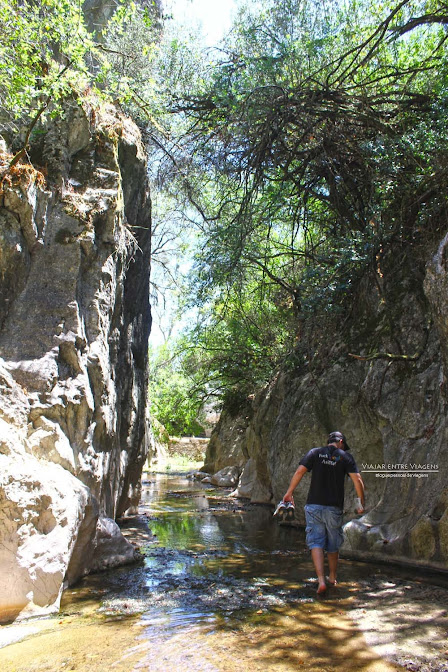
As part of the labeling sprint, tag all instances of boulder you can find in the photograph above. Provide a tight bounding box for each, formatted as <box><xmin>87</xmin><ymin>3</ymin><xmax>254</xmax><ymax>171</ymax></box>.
<box><xmin>90</xmin><ymin>517</ymin><xmax>138</xmax><ymax>572</ymax></box>
<box><xmin>0</xmin><ymin>449</ymin><xmax>95</xmax><ymax>622</ymax></box>
<box><xmin>210</xmin><ymin>465</ymin><xmax>241</xmax><ymax>487</ymax></box>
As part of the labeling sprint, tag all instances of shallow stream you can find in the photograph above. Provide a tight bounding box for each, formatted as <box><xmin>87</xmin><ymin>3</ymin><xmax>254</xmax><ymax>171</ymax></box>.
<box><xmin>1</xmin><ymin>472</ymin><xmax>448</xmax><ymax>671</ymax></box>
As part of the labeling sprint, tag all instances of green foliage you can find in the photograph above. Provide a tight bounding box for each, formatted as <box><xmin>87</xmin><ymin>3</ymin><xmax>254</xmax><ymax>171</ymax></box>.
<box><xmin>181</xmin><ymin>282</ymin><xmax>296</xmax><ymax>404</ymax></box>
<box><xmin>161</xmin><ymin>0</ymin><xmax>448</xmax><ymax>403</ymax></box>
<box><xmin>0</xmin><ymin>0</ymin><xmax>93</xmax><ymax>122</ymax></box>
<box><xmin>149</xmin><ymin>342</ymin><xmax>206</xmax><ymax>437</ymax></box>
<box><xmin>155</xmin><ymin>452</ymin><xmax>204</xmax><ymax>473</ymax></box>
<box><xmin>4</xmin><ymin>0</ymin><xmax>448</xmax><ymax>413</ymax></box>
<box><xmin>0</xmin><ymin>0</ymin><xmax>165</xmax><ymax>157</ymax></box>
<box><xmin>96</xmin><ymin>1</ymin><xmax>162</xmax><ymax>120</ymax></box>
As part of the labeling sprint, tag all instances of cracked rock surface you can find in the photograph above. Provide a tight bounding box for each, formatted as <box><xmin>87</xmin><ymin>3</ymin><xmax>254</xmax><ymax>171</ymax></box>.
<box><xmin>0</xmin><ymin>99</ymin><xmax>151</xmax><ymax>622</ymax></box>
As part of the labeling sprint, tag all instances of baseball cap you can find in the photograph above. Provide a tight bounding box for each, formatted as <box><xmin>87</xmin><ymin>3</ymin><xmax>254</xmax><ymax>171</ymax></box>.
<box><xmin>328</xmin><ymin>431</ymin><xmax>350</xmax><ymax>450</ymax></box>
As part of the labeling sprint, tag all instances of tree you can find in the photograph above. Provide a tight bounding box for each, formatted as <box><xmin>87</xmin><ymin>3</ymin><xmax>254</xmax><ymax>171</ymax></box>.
<box><xmin>149</xmin><ymin>341</ymin><xmax>206</xmax><ymax>437</ymax></box>
<box><xmin>0</xmin><ymin>0</ymin><xmax>95</xmax><ymax>165</ymax></box>
<box><xmin>0</xmin><ymin>0</ymin><xmax>163</xmax><ymax>168</ymax></box>
<box><xmin>161</xmin><ymin>0</ymin><xmax>448</xmax><ymax>404</ymax></box>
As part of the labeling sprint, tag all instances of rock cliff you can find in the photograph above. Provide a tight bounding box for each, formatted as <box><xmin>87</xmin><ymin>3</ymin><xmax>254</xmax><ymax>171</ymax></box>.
<box><xmin>205</xmin><ymin>240</ymin><xmax>448</xmax><ymax>571</ymax></box>
<box><xmin>0</xmin><ymin>98</ymin><xmax>152</xmax><ymax>622</ymax></box>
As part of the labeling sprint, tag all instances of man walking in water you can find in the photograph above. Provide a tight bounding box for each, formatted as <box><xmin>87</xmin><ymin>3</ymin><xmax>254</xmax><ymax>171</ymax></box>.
<box><xmin>283</xmin><ymin>431</ymin><xmax>365</xmax><ymax>594</ymax></box>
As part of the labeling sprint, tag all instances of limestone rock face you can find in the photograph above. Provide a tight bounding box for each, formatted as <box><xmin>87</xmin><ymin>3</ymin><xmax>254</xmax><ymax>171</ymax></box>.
<box><xmin>208</xmin><ymin>242</ymin><xmax>448</xmax><ymax>570</ymax></box>
<box><xmin>0</xmin><ymin>99</ymin><xmax>151</xmax><ymax>622</ymax></box>
<box><xmin>203</xmin><ymin>406</ymin><xmax>251</xmax><ymax>473</ymax></box>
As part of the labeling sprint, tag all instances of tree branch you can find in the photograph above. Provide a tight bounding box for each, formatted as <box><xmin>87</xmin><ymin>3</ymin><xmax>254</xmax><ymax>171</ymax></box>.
<box><xmin>348</xmin><ymin>351</ymin><xmax>420</xmax><ymax>361</ymax></box>
<box><xmin>6</xmin><ymin>60</ymin><xmax>73</xmax><ymax>172</ymax></box>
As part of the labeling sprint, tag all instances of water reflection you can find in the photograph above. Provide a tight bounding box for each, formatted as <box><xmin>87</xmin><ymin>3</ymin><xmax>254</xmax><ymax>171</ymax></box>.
<box><xmin>142</xmin><ymin>473</ymin><xmax>306</xmax><ymax>553</ymax></box>
<box><xmin>138</xmin><ymin>474</ymin><xmax>311</xmax><ymax>597</ymax></box>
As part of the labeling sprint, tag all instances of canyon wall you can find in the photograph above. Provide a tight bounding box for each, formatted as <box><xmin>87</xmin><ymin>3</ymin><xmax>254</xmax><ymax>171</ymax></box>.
<box><xmin>0</xmin><ymin>99</ymin><xmax>152</xmax><ymax>622</ymax></box>
<box><xmin>206</xmin><ymin>240</ymin><xmax>448</xmax><ymax>571</ymax></box>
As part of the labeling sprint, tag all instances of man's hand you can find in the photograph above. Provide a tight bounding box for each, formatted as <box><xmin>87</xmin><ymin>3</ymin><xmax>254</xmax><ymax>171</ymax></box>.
<box><xmin>283</xmin><ymin>493</ymin><xmax>295</xmax><ymax>505</ymax></box>
<box><xmin>349</xmin><ymin>473</ymin><xmax>365</xmax><ymax>514</ymax></box>
<box><xmin>355</xmin><ymin>496</ymin><xmax>365</xmax><ymax>514</ymax></box>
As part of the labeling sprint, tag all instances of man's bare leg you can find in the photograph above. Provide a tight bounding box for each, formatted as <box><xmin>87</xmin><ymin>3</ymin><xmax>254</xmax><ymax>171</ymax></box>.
<box><xmin>311</xmin><ymin>548</ymin><xmax>326</xmax><ymax>593</ymax></box>
<box><xmin>327</xmin><ymin>551</ymin><xmax>339</xmax><ymax>585</ymax></box>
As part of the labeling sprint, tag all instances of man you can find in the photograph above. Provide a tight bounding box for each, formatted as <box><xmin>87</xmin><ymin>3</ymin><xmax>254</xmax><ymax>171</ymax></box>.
<box><xmin>283</xmin><ymin>431</ymin><xmax>365</xmax><ymax>594</ymax></box>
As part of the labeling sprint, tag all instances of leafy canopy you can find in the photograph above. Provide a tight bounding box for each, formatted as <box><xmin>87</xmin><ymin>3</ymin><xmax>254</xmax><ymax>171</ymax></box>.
<box><xmin>159</xmin><ymin>0</ymin><xmax>448</xmax><ymax>406</ymax></box>
<box><xmin>0</xmin><ymin>0</ymin><xmax>93</xmax><ymax>122</ymax></box>
<box><xmin>4</xmin><ymin>0</ymin><xmax>448</xmax><ymax>413</ymax></box>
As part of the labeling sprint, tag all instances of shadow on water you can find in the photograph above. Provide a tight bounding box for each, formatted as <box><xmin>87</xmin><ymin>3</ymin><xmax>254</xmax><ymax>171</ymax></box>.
<box><xmin>1</xmin><ymin>472</ymin><xmax>448</xmax><ymax>671</ymax></box>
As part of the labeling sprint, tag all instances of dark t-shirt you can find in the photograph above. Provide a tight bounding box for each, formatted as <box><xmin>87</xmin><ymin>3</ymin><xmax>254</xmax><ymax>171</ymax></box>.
<box><xmin>299</xmin><ymin>445</ymin><xmax>359</xmax><ymax>509</ymax></box>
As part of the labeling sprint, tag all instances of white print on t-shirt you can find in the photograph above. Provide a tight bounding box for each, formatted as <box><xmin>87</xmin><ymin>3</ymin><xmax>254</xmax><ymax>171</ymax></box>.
<box><xmin>319</xmin><ymin>454</ymin><xmax>338</xmax><ymax>466</ymax></box>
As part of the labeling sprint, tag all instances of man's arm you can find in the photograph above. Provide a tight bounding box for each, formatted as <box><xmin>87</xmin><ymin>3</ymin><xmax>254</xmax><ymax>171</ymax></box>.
<box><xmin>349</xmin><ymin>472</ymin><xmax>365</xmax><ymax>513</ymax></box>
<box><xmin>283</xmin><ymin>465</ymin><xmax>308</xmax><ymax>504</ymax></box>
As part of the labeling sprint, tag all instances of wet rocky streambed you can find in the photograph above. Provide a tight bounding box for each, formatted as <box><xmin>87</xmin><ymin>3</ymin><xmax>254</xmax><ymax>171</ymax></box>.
<box><xmin>1</xmin><ymin>472</ymin><xmax>448</xmax><ymax>671</ymax></box>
